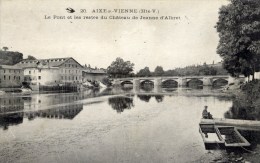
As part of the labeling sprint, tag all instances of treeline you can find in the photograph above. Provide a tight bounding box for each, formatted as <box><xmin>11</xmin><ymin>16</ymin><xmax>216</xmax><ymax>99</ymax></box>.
<box><xmin>107</xmin><ymin>57</ymin><xmax>228</xmax><ymax>78</ymax></box>
<box><xmin>0</xmin><ymin>47</ymin><xmax>36</xmax><ymax>65</ymax></box>
<box><xmin>136</xmin><ymin>63</ymin><xmax>228</xmax><ymax>77</ymax></box>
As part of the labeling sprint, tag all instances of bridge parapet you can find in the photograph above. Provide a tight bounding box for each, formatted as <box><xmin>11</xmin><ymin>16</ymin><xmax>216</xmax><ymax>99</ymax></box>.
<box><xmin>112</xmin><ymin>75</ymin><xmax>245</xmax><ymax>87</ymax></box>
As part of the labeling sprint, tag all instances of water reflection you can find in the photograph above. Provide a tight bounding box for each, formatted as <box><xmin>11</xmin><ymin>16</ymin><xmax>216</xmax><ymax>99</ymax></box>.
<box><xmin>155</xmin><ymin>95</ymin><xmax>164</xmax><ymax>103</ymax></box>
<box><xmin>137</xmin><ymin>95</ymin><xmax>152</xmax><ymax>102</ymax></box>
<box><xmin>0</xmin><ymin>113</ymin><xmax>23</xmax><ymax>130</ymax></box>
<box><xmin>108</xmin><ymin>96</ymin><xmax>134</xmax><ymax>113</ymax></box>
<box><xmin>224</xmin><ymin>99</ymin><xmax>259</xmax><ymax>120</ymax></box>
<box><xmin>25</xmin><ymin>104</ymin><xmax>83</xmax><ymax>120</ymax></box>
<box><xmin>0</xmin><ymin>87</ymin><xmax>240</xmax><ymax>163</ymax></box>
<box><xmin>137</xmin><ymin>95</ymin><xmax>164</xmax><ymax>103</ymax></box>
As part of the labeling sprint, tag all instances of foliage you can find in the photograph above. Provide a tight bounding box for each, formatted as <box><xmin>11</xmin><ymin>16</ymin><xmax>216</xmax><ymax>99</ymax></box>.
<box><xmin>0</xmin><ymin>50</ymin><xmax>23</xmax><ymax>65</ymax></box>
<box><xmin>226</xmin><ymin>80</ymin><xmax>260</xmax><ymax>120</ymax></box>
<box><xmin>107</xmin><ymin>57</ymin><xmax>134</xmax><ymax>78</ymax></box>
<box><xmin>101</xmin><ymin>77</ymin><xmax>112</xmax><ymax>87</ymax></box>
<box><xmin>174</xmin><ymin>63</ymin><xmax>226</xmax><ymax>76</ymax></box>
<box><xmin>164</xmin><ymin>69</ymin><xmax>179</xmax><ymax>76</ymax></box>
<box><xmin>26</xmin><ymin>55</ymin><xmax>37</xmax><ymax>60</ymax></box>
<box><xmin>216</xmin><ymin>0</ymin><xmax>260</xmax><ymax>78</ymax></box>
<box><xmin>136</xmin><ymin>67</ymin><xmax>152</xmax><ymax>77</ymax></box>
<box><xmin>2</xmin><ymin>47</ymin><xmax>8</xmax><ymax>51</ymax></box>
<box><xmin>153</xmin><ymin>66</ymin><xmax>164</xmax><ymax>76</ymax></box>
<box><xmin>198</xmin><ymin>63</ymin><xmax>217</xmax><ymax>75</ymax></box>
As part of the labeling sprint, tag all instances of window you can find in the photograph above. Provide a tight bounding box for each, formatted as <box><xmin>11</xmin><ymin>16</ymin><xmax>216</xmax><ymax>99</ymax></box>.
<box><xmin>4</xmin><ymin>70</ymin><xmax>5</xmax><ymax>73</ymax></box>
<box><xmin>14</xmin><ymin>76</ymin><xmax>16</xmax><ymax>80</ymax></box>
<box><xmin>9</xmin><ymin>70</ymin><xmax>11</xmax><ymax>73</ymax></box>
<box><xmin>39</xmin><ymin>69</ymin><xmax>41</xmax><ymax>73</ymax></box>
<box><xmin>9</xmin><ymin>76</ymin><xmax>10</xmax><ymax>80</ymax></box>
<box><xmin>29</xmin><ymin>71</ymin><xmax>31</xmax><ymax>74</ymax></box>
<box><xmin>18</xmin><ymin>76</ymin><xmax>20</xmax><ymax>80</ymax></box>
<box><xmin>38</xmin><ymin>76</ymin><xmax>41</xmax><ymax>80</ymax></box>
<box><xmin>4</xmin><ymin>75</ymin><xmax>6</xmax><ymax>80</ymax></box>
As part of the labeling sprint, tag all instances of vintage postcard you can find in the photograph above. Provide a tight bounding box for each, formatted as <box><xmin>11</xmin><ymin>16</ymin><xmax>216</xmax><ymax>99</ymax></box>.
<box><xmin>0</xmin><ymin>0</ymin><xmax>260</xmax><ymax>162</ymax></box>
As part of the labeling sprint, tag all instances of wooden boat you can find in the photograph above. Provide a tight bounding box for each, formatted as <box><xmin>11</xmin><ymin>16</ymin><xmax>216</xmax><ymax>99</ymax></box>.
<box><xmin>199</xmin><ymin>123</ymin><xmax>251</xmax><ymax>149</ymax></box>
<box><xmin>215</xmin><ymin>126</ymin><xmax>250</xmax><ymax>147</ymax></box>
<box><xmin>199</xmin><ymin>124</ymin><xmax>225</xmax><ymax>150</ymax></box>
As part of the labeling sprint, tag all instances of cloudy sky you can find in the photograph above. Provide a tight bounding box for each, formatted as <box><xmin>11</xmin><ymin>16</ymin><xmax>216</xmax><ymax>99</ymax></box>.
<box><xmin>0</xmin><ymin>0</ymin><xmax>229</xmax><ymax>72</ymax></box>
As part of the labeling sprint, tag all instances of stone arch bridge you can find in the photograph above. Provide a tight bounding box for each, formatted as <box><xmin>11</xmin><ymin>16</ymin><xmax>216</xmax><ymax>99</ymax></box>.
<box><xmin>113</xmin><ymin>75</ymin><xmax>245</xmax><ymax>87</ymax></box>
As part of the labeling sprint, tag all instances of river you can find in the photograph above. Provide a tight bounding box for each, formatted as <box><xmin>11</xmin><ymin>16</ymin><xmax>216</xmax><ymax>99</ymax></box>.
<box><xmin>0</xmin><ymin>86</ymin><xmax>259</xmax><ymax>163</ymax></box>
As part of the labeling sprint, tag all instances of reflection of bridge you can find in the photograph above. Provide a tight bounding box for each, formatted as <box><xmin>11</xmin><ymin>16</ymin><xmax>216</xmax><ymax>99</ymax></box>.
<box><xmin>114</xmin><ymin>75</ymin><xmax>245</xmax><ymax>87</ymax></box>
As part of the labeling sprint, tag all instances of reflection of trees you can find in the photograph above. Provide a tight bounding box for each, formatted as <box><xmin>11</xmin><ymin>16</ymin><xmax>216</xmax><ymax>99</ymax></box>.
<box><xmin>137</xmin><ymin>95</ymin><xmax>151</xmax><ymax>102</ymax></box>
<box><xmin>0</xmin><ymin>113</ymin><xmax>23</xmax><ymax>130</ymax></box>
<box><xmin>155</xmin><ymin>95</ymin><xmax>164</xmax><ymax>103</ymax></box>
<box><xmin>224</xmin><ymin>98</ymin><xmax>259</xmax><ymax>120</ymax></box>
<box><xmin>25</xmin><ymin>104</ymin><xmax>83</xmax><ymax>120</ymax></box>
<box><xmin>108</xmin><ymin>97</ymin><xmax>134</xmax><ymax>113</ymax></box>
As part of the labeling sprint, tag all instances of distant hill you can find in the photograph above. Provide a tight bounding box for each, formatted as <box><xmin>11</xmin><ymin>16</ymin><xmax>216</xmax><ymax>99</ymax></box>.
<box><xmin>0</xmin><ymin>50</ymin><xmax>23</xmax><ymax>65</ymax></box>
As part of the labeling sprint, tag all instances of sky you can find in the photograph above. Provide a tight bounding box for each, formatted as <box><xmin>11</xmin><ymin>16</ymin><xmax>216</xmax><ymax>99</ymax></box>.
<box><xmin>0</xmin><ymin>0</ymin><xmax>229</xmax><ymax>72</ymax></box>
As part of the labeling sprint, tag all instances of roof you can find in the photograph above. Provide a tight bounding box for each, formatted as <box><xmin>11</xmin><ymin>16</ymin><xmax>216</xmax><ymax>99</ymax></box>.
<box><xmin>15</xmin><ymin>57</ymin><xmax>84</xmax><ymax>69</ymax></box>
<box><xmin>0</xmin><ymin>65</ymin><xmax>23</xmax><ymax>70</ymax></box>
<box><xmin>83</xmin><ymin>67</ymin><xmax>107</xmax><ymax>74</ymax></box>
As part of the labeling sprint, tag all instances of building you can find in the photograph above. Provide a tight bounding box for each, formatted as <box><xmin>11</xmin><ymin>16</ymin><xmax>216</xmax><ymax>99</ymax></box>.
<box><xmin>16</xmin><ymin>57</ymin><xmax>84</xmax><ymax>86</ymax></box>
<box><xmin>82</xmin><ymin>67</ymin><xmax>107</xmax><ymax>82</ymax></box>
<box><xmin>0</xmin><ymin>65</ymin><xmax>24</xmax><ymax>88</ymax></box>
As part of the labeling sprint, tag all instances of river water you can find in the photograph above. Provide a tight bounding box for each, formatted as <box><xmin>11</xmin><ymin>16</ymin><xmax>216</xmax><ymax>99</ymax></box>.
<box><xmin>0</xmin><ymin>86</ymin><xmax>258</xmax><ymax>163</ymax></box>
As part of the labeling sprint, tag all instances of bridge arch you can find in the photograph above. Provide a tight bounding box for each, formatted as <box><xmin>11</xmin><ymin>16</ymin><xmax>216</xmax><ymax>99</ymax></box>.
<box><xmin>162</xmin><ymin>79</ymin><xmax>178</xmax><ymax>88</ymax></box>
<box><xmin>140</xmin><ymin>79</ymin><xmax>154</xmax><ymax>85</ymax></box>
<box><xmin>187</xmin><ymin>78</ymin><xmax>203</xmax><ymax>87</ymax></box>
<box><xmin>212</xmin><ymin>78</ymin><xmax>228</xmax><ymax>87</ymax></box>
<box><xmin>120</xmin><ymin>80</ymin><xmax>133</xmax><ymax>85</ymax></box>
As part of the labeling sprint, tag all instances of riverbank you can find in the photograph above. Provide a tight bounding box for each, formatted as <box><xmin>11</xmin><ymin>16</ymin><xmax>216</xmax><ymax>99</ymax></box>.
<box><xmin>200</xmin><ymin>80</ymin><xmax>260</xmax><ymax>163</ymax></box>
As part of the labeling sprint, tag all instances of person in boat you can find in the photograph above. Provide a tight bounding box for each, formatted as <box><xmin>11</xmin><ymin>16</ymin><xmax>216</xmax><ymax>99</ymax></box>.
<box><xmin>202</xmin><ymin>106</ymin><xmax>209</xmax><ymax>118</ymax></box>
<box><xmin>202</xmin><ymin>106</ymin><xmax>213</xmax><ymax>119</ymax></box>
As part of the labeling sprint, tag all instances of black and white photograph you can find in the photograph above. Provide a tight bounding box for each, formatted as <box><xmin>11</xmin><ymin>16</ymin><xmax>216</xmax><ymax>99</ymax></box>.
<box><xmin>0</xmin><ymin>0</ymin><xmax>260</xmax><ymax>162</ymax></box>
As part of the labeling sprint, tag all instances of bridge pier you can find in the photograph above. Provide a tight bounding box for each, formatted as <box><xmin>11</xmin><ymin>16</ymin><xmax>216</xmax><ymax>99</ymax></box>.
<box><xmin>133</xmin><ymin>85</ymin><xmax>140</xmax><ymax>94</ymax></box>
<box><xmin>133</xmin><ymin>79</ymin><xmax>140</xmax><ymax>87</ymax></box>
<box><xmin>154</xmin><ymin>78</ymin><xmax>162</xmax><ymax>86</ymax></box>
<box><xmin>113</xmin><ymin>79</ymin><xmax>121</xmax><ymax>86</ymax></box>
<box><xmin>154</xmin><ymin>84</ymin><xmax>162</xmax><ymax>93</ymax></box>
<box><xmin>203</xmin><ymin>77</ymin><xmax>212</xmax><ymax>86</ymax></box>
<box><xmin>178</xmin><ymin>77</ymin><xmax>187</xmax><ymax>87</ymax></box>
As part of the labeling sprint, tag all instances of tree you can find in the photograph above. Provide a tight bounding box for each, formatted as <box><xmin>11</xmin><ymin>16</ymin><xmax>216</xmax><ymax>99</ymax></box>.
<box><xmin>153</xmin><ymin>66</ymin><xmax>164</xmax><ymax>76</ymax></box>
<box><xmin>216</xmin><ymin>0</ymin><xmax>260</xmax><ymax>79</ymax></box>
<box><xmin>136</xmin><ymin>67</ymin><xmax>152</xmax><ymax>77</ymax></box>
<box><xmin>0</xmin><ymin>51</ymin><xmax>23</xmax><ymax>65</ymax></box>
<box><xmin>164</xmin><ymin>69</ymin><xmax>179</xmax><ymax>76</ymax></box>
<box><xmin>27</xmin><ymin>55</ymin><xmax>37</xmax><ymax>60</ymax></box>
<box><xmin>2</xmin><ymin>47</ymin><xmax>8</xmax><ymax>51</ymax></box>
<box><xmin>107</xmin><ymin>57</ymin><xmax>134</xmax><ymax>78</ymax></box>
